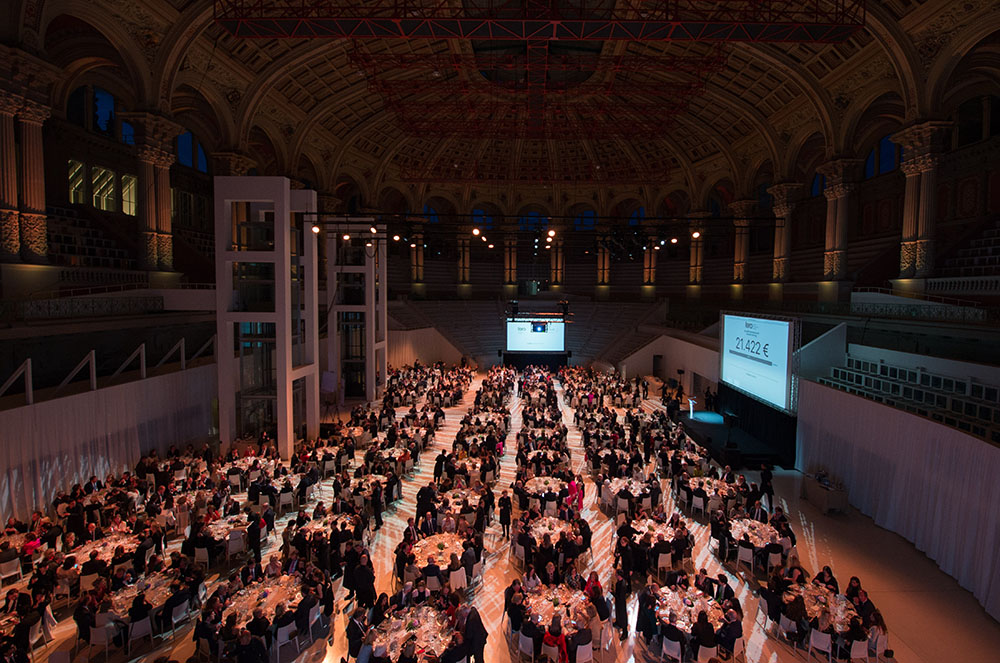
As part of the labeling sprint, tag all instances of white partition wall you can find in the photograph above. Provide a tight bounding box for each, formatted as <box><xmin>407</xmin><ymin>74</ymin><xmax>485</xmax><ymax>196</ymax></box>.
<box><xmin>214</xmin><ymin>177</ymin><xmax>320</xmax><ymax>459</ymax></box>
<box><xmin>326</xmin><ymin>220</ymin><xmax>388</xmax><ymax>404</ymax></box>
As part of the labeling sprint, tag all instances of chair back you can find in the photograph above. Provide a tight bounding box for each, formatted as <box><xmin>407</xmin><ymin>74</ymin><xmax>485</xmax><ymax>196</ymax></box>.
<box><xmin>696</xmin><ymin>645</ymin><xmax>718</xmax><ymax>662</ymax></box>
<box><xmin>576</xmin><ymin>643</ymin><xmax>593</xmax><ymax>663</ymax></box>
<box><xmin>661</xmin><ymin>637</ymin><xmax>682</xmax><ymax>662</ymax></box>
<box><xmin>0</xmin><ymin>559</ymin><xmax>20</xmax><ymax>577</ymax></box>
<box><xmin>849</xmin><ymin>639</ymin><xmax>868</xmax><ymax>659</ymax></box>
<box><xmin>541</xmin><ymin>643</ymin><xmax>560</xmax><ymax>662</ymax></box>
<box><xmin>737</xmin><ymin>546</ymin><xmax>753</xmax><ymax>565</ymax></box>
<box><xmin>471</xmin><ymin>560</ymin><xmax>483</xmax><ymax>579</ymax></box>
<box><xmin>450</xmin><ymin>568</ymin><xmax>468</xmax><ymax>590</ymax></box>
<box><xmin>657</xmin><ymin>553</ymin><xmax>671</xmax><ymax>570</ymax></box>
<box><xmin>129</xmin><ymin>616</ymin><xmax>153</xmax><ymax>640</ymax></box>
<box><xmin>809</xmin><ymin>629</ymin><xmax>833</xmax><ymax>652</ymax></box>
<box><xmin>89</xmin><ymin>623</ymin><xmax>111</xmax><ymax>645</ymax></box>
<box><xmin>692</xmin><ymin>496</ymin><xmax>705</xmax><ymax>512</ymax></box>
<box><xmin>426</xmin><ymin>575</ymin><xmax>442</xmax><ymax>592</ymax></box>
<box><xmin>767</xmin><ymin>551</ymin><xmax>783</xmax><ymax>568</ymax></box>
<box><xmin>517</xmin><ymin>632</ymin><xmax>534</xmax><ymax>656</ymax></box>
<box><xmin>779</xmin><ymin>614</ymin><xmax>798</xmax><ymax>634</ymax></box>
<box><xmin>732</xmin><ymin>635</ymin><xmax>745</xmax><ymax>658</ymax></box>
<box><xmin>276</xmin><ymin>623</ymin><xmax>296</xmax><ymax>645</ymax></box>
<box><xmin>172</xmin><ymin>602</ymin><xmax>188</xmax><ymax>623</ymax></box>
<box><xmin>194</xmin><ymin>547</ymin><xmax>210</xmax><ymax>566</ymax></box>
<box><xmin>79</xmin><ymin>573</ymin><xmax>99</xmax><ymax>592</ymax></box>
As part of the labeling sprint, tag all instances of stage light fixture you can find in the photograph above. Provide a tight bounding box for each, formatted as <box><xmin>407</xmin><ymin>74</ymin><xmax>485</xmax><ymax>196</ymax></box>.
<box><xmin>671</xmin><ymin>237</ymin><xmax>678</xmax><ymax>244</ymax></box>
<box><xmin>654</xmin><ymin>246</ymin><xmax>660</xmax><ymax>250</ymax></box>
<box><xmin>410</xmin><ymin>242</ymin><xmax>417</xmax><ymax>248</ymax></box>
<box><xmin>546</xmin><ymin>237</ymin><xmax>552</xmax><ymax>243</ymax></box>
<box><xmin>365</xmin><ymin>241</ymin><xmax>372</xmax><ymax>247</ymax></box>
<box><xmin>488</xmin><ymin>244</ymin><xmax>494</xmax><ymax>249</ymax></box>
<box><xmin>545</xmin><ymin>244</ymin><xmax>551</xmax><ymax>250</ymax></box>
<box><xmin>660</xmin><ymin>239</ymin><xmax>665</xmax><ymax>246</ymax></box>
<box><xmin>481</xmin><ymin>236</ymin><xmax>487</xmax><ymax>242</ymax></box>
<box><xmin>311</xmin><ymin>225</ymin><xmax>320</xmax><ymax>234</ymax></box>
<box><xmin>369</xmin><ymin>226</ymin><xmax>377</xmax><ymax>234</ymax></box>
<box><xmin>392</xmin><ymin>234</ymin><xmax>400</xmax><ymax>241</ymax></box>
<box><xmin>692</xmin><ymin>231</ymin><xmax>701</xmax><ymax>239</ymax></box>
<box><xmin>547</xmin><ymin>229</ymin><xmax>556</xmax><ymax>237</ymax></box>
<box><xmin>472</xmin><ymin>228</ymin><xmax>480</xmax><ymax>236</ymax></box>
<box><xmin>342</xmin><ymin>233</ymin><xmax>350</xmax><ymax>240</ymax></box>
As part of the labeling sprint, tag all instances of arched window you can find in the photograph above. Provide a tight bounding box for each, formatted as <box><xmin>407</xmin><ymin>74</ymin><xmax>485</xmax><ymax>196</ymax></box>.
<box><xmin>471</xmin><ymin>208</ymin><xmax>494</xmax><ymax>230</ymax></box>
<box><xmin>627</xmin><ymin>207</ymin><xmax>645</xmax><ymax>226</ymax></box>
<box><xmin>863</xmin><ymin>134</ymin><xmax>901</xmax><ymax>179</ymax></box>
<box><xmin>518</xmin><ymin>211</ymin><xmax>547</xmax><ymax>232</ymax></box>
<box><xmin>422</xmin><ymin>205</ymin><xmax>440</xmax><ymax>223</ymax></box>
<box><xmin>176</xmin><ymin>131</ymin><xmax>209</xmax><ymax>173</ymax></box>
<box><xmin>810</xmin><ymin>173</ymin><xmax>826</xmax><ymax>197</ymax></box>
<box><xmin>573</xmin><ymin>210</ymin><xmax>596</xmax><ymax>230</ymax></box>
<box><xmin>66</xmin><ymin>85</ymin><xmax>132</xmax><ymax>145</ymax></box>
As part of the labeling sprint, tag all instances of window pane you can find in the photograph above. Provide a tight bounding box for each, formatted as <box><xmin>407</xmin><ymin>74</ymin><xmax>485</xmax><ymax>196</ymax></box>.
<box><xmin>196</xmin><ymin>143</ymin><xmax>208</xmax><ymax>173</ymax></box>
<box><xmin>177</xmin><ymin>131</ymin><xmax>194</xmax><ymax>168</ymax></box>
<box><xmin>810</xmin><ymin>173</ymin><xmax>825</xmax><ymax>197</ymax></box>
<box><xmin>864</xmin><ymin>148</ymin><xmax>876</xmax><ymax>179</ymax></box>
<box><xmin>68</xmin><ymin>159</ymin><xmax>86</xmax><ymax>204</ymax></box>
<box><xmin>90</xmin><ymin>166</ymin><xmax>116</xmax><ymax>211</ymax></box>
<box><xmin>878</xmin><ymin>135</ymin><xmax>897</xmax><ymax>174</ymax></box>
<box><xmin>121</xmin><ymin>121</ymin><xmax>135</xmax><ymax>146</ymax></box>
<box><xmin>92</xmin><ymin>87</ymin><xmax>115</xmax><ymax>135</ymax></box>
<box><xmin>121</xmin><ymin>174</ymin><xmax>137</xmax><ymax>216</ymax></box>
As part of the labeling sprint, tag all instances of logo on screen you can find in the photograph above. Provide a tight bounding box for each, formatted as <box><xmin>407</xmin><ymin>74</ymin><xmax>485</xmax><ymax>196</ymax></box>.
<box><xmin>744</xmin><ymin>321</ymin><xmax>755</xmax><ymax>330</ymax></box>
<box><xmin>531</xmin><ymin>322</ymin><xmax>547</xmax><ymax>333</ymax></box>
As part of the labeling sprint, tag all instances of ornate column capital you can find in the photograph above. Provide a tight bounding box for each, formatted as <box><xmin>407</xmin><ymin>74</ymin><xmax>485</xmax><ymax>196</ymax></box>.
<box><xmin>16</xmin><ymin>100</ymin><xmax>50</xmax><ymax>125</ymax></box>
<box><xmin>767</xmin><ymin>182</ymin><xmax>802</xmax><ymax>213</ymax></box>
<box><xmin>728</xmin><ymin>199</ymin><xmax>756</xmax><ymax>219</ymax></box>
<box><xmin>121</xmin><ymin>111</ymin><xmax>184</xmax><ymax>152</ymax></box>
<box><xmin>137</xmin><ymin>145</ymin><xmax>173</xmax><ymax>166</ymax></box>
<box><xmin>816</xmin><ymin>157</ymin><xmax>863</xmax><ymax>186</ymax></box>
<box><xmin>892</xmin><ymin>120</ymin><xmax>953</xmax><ymax>158</ymax></box>
<box><xmin>823</xmin><ymin>181</ymin><xmax>857</xmax><ymax>201</ymax></box>
<box><xmin>0</xmin><ymin>90</ymin><xmax>23</xmax><ymax>115</ymax></box>
<box><xmin>316</xmin><ymin>193</ymin><xmax>341</xmax><ymax>214</ymax></box>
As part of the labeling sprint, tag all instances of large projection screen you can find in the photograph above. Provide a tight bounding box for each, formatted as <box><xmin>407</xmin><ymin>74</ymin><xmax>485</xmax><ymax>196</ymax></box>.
<box><xmin>720</xmin><ymin>313</ymin><xmax>796</xmax><ymax>412</ymax></box>
<box><xmin>506</xmin><ymin>319</ymin><xmax>566</xmax><ymax>352</ymax></box>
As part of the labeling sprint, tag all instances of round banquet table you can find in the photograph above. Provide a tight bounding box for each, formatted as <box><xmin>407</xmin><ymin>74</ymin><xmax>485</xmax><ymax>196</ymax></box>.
<box><xmin>524</xmin><ymin>584</ymin><xmax>591</xmax><ymax>628</ymax></box>
<box><xmin>300</xmin><ymin>513</ymin><xmax>356</xmax><ymax>537</ymax></box>
<box><xmin>524</xmin><ymin>477</ymin><xmax>566</xmax><ymax>497</ymax></box>
<box><xmin>76</xmin><ymin>533</ymin><xmax>139</xmax><ymax>565</ymax></box>
<box><xmin>654</xmin><ymin>585</ymin><xmax>725</xmax><ymax>633</ymax></box>
<box><xmin>608</xmin><ymin>478</ymin><xmax>650</xmax><ymax>500</ymax></box>
<box><xmin>782</xmin><ymin>584</ymin><xmax>858</xmax><ymax>634</ymax></box>
<box><xmin>528</xmin><ymin>516</ymin><xmax>575</xmax><ymax>545</ymax></box>
<box><xmin>730</xmin><ymin>518</ymin><xmax>779</xmax><ymax>549</ymax></box>
<box><xmin>439</xmin><ymin>489</ymin><xmax>481</xmax><ymax>515</ymax></box>
<box><xmin>411</xmin><ymin>533</ymin><xmax>466</xmax><ymax>565</ymax></box>
<box><xmin>204</xmin><ymin>514</ymin><xmax>249</xmax><ymax>541</ymax></box>
<box><xmin>372</xmin><ymin>605</ymin><xmax>453</xmax><ymax>661</ymax></box>
<box><xmin>224</xmin><ymin>575</ymin><xmax>304</xmax><ymax>627</ymax></box>
<box><xmin>110</xmin><ymin>570</ymin><xmax>176</xmax><ymax>616</ymax></box>
<box><xmin>631</xmin><ymin>518</ymin><xmax>688</xmax><ymax>544</ymax></box>
<box><xmin>687</xmin><ymin>477</ymin><xmax>736</xmax><ymax>499</ymax></box>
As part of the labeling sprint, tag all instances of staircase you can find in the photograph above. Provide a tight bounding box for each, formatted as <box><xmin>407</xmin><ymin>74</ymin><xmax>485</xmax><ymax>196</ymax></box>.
<box><xmin>939</xmin><ymin>218</ymin><xmax>1000</xmax><ymax>278</ymax></box>
<box><xmin>46</xmin><ymin>206</ymin><xmax>136</xmax><ymax>271</ymax></box>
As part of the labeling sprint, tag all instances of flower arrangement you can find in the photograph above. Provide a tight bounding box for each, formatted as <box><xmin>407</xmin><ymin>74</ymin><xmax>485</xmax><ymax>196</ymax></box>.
<box><xmin>437</xmin><ymin>543</ymin><xmax>445</xmax><ymax>551</ymax></box>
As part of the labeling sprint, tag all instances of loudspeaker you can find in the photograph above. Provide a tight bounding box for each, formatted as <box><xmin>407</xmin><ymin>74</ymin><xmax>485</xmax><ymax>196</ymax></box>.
<box><xmin>567</xmin><ymin>351</ymin><xmax>572</xmax><ymax>358</ymax></box>
<box><xmin>497</xmin><ymin>350</ymin><xmax>502</xmax><ymax>357</ymax></box>
<box><xmin>677</xmin><ymin>369</ymin><xmax>685</xmax><ymax>375</ymax></box>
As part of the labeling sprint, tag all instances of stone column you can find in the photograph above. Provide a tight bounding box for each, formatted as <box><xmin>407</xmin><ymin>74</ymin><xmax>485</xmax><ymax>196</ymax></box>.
<box><xmin>211</xmin><ymin>151</ymin><xmax>255</xmax><ymax>177</ymax></box>
<box><xmin>154</xmin><ymin>151</ymin><xmax>174</xmax><ymax>270</ymax></box>
<box><xmin>817</xmin><ymin>158</ymin><xmax>861</xmax><ymax>281</ymax></box>
<box><xmin>642</xmin><ymin>235</ymin><xmax>657</xmax><ymax>285</ymax></box>
<box><xmin>549</xmin><ymin>237</ymin><xmax>564</xmax><ymax>284</ymax></box>
<box><xmin>457</xmin><ymin>236</ymin><xmax>470</xmax><ymax>283</ymax></box>
<box><xmin>136</xmin><ymin>146</ymin><xmax>160</xmax><ymax>269</ymax></box>
<box><xmin>768</xmin><ymin>183</ymin><xmax>801</xmax><ymax>281</ymax></box>
<box><xmin>893</xmin><ymin>121</ymin><xmax>952</xmax><ymax>278</ymax></box>
<box><xmin>688</xmin><ymin>213</ymin><xmax>709</xmax><ymax>284</ymax></box>
<box><xmin>728</xmin><ymin>199</ymin><xmax>756</xmax><ymax>282</ymax></box>
<box><xmin>17</xmin><ymin>101</ymin><xmax>50</xmax><ymax>263</ymax></box>
<box><xmin>410</xmin><ymin>230</ymin><xmax>424</xmax><ymax>283</ymax></box>
<box><xmin>503</xmin><ymin>234</ymin><xmax>517</xmax><ymax>284</ymax></box>
<box><xmin>0</xmin><ymin>92</ymin><xmax>21</xmax><ymax>262</ymax></box>
<box><xmin>597</xmin><ymin>235</ymin><xmax>610</xmax><ymax>285</ymax></box>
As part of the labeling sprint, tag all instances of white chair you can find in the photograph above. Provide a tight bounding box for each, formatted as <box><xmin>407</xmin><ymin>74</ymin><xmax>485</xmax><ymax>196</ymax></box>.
<box><xmin>471</xmin><ymin>560</ymin><xmax>484</xmax><ymax>584</ymax></box>
<box><xmin>26</xmin><ymin>620</ymin><xmax>45</xmax><ymax>661</ymax></box>
<box><xmin>730</xmin><ymin>635</ymin><xmax>746</xmax><ymax>662</ymax></box>
<box><xmin>869</xmin><ymin>632</ymin><xmax>890</xmax><ymax>661</ymax></box>
<box><xmin>174</xmin><ymin>469</ymin><xmax>187</xmax><ymax>482</ymax></box>
<box><xmin>450</xmin><ymin>568</ymin><xmax>468</xmax><ymax>592</ymax></box>
<box><xmin>127</xmin><ymin>617</ymin><xmax>154</xmax><ymax>656</ymax></box>
<box><xmin>541</xmin><ymin>643</ymin><xmax>560</xmax><ymax>662</ymax></box>
<box><xmin>778</xmin><ymin>615</ymin><xmax>799</xmax><ymax>643</ymax></box>
<box><xmin>736</xmin><ymin>546</ymin><xmax>754</xmax><ymax>572</ymax></box>
<box><xmin>846</xmin><ymin>639</ymin><xmax>869</xmax><ymax>661</ymax></box>
<box><xmin>691</xmin><ymin>496</ymin><xmax>706</xmax><ymax>517</ymax></box>
<box><xmin>767</xmin><ymin>551</ymin><xmax>783</xmax><ymax>572</ymax></box>
<box><xmin>660</xmin><ymin>637</ymin><xmax>682</xmax><ymax>662</ymax></box>
<box><xmin>517</xmin><ymin>632</ymin><xmax>535</xmax><ymax>662</ymax></box>
<box><xmin>513</xmin><ymin>544</ymin><xmax>526</xmax><ymax>570</ymax></box>
<box><xmin>297</xmin><ymin>604</ymin><xmax>322</xmax><ymax>647</ymax></box>
<box><xmin>275</xmin><ymin>623</ymin><xmax>300</xmax><ymax>658</ymax></box>
<box><xmin>576</xmin><ymin>642</ymin><xmax>594</xmax><ymax>663</ymax></box>
<box><xmin>807</xmin><ymin>629</ymin><xmax>833</xmax><ymax>662</ymax></box>
<box><xmin>0</xmin><ymin>559</ymin><xmax>22</xmax><ymax>583</ymax></box>
<box><xmin>79</xmin><ymin>574</ymin><xmax>99</xmax><ymax>592</ymax></box>
<box><xmin>228</xmin><ymin>474</ymin><xmax>242</xmax><ymax>491</ymax></box>
<box><xmin>169</xmin><ymin>602</ymin><xmax>190</xmax><ymax>637</ymax></box>
<box><xmin>86</xmin><ymin>624</ymin><xmax>112</xmax><ymax>661</ymax></box>
<box><xmin>226</xmin><ymin>531</ymin><xmax>246</xmax><ymax>564</ymax></box>
<box><xmin>278</xmin><ymin>492</ymin><xmax>294</xmax><ymax>513</ymax></box>
<box><xmin>615</xmin><ymin>497</ymin><xmax>629</xmax><ymax>517</ymax></box>
<box><xmin>696</xmin><ymin>645</ymin><xmax>718</xmax><ymax>662</ymax></box>
<box><xmin>324</xmin><ymin>460</ymin><xmax>337</xmax><ymax>477</ymax></box>
<box><xmin>194</xmin><ymin>547</ymin><xmax>210</xmax><ymax>568</ymax></box>
<box><xmin>95</xmin><ymin>613</ymin><xmax>115</xmax><ymax>628</ymax></box>
<box><xmin>426</xmin><ymin>575</ymin><xmax>442</xmax><ymax>592</ymax></box>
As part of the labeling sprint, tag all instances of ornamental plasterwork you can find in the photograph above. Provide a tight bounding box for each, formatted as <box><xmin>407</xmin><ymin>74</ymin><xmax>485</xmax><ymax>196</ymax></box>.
<box><xmin>828</xmin><ymin>53</ymin><xmax>896</xmax><ymax>106</ymax></box>
<box><xmin>102</xmin><ymin>0</ymin><xmax>169</xmax><ymax>65</ymax></box>
<box><xmin>180</xmin><ymin>47</ymin><xmax>251</xmax><ymax>104</ymax></box>
<box><xmin>912</xmin><ymin>0</ymin><xmax>999</xmax><ymax>70</ymax></box>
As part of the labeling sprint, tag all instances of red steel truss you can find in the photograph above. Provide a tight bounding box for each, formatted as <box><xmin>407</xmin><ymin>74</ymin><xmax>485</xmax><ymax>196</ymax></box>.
<box><xmin>215</xmin><ymin>0</ymin><xmax>866</xmax><ymax>42</ymax></box>
<box><xmin>367</xmin><ymin>78</ymin><xmax>708</xmax><ymax>98</ymax></box>
<box><xmin>398</xmin><ymin>160</ymin><xmax>668</xmax><ymax>184</ymax></box>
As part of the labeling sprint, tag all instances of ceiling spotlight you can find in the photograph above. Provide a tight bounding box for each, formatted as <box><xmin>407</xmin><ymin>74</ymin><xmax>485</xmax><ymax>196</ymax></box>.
<box><xmin>691</xmin><ymin>231</ymin><xmax>701</xmax><ymax>239</ymax></box>
<box><xmin>654</xmin><ymin>245</ymin><xmax>660</xmax><ymax>250</ymax></box>
<box><xmin>547</xmin><ymin>229</ymin><xmax>556</xmax><ymax>237</ymax></box>
<box><xmin>365</xmin><ymin>241</ymin><xmax>372</xmax><ymax>247</ymax></box>
<box><xmin>472</xmin><ymin>228</ymin><xmax>481</xmax><ymax>236</ymax></box>
<box><xmin>342</xmin><ymin>233</ymin><xmax>350</xmax><ymax>241</ymax></box>
<box><xmin>660</xmin><ymin>239</ymin><xmax>665</xmax><ymax>246</ymax></box>
<box><xmin>311</xmin><ymin>225</ymin><xmax>320</xmax><ymax>234</ymax></box>
<box><xmin>642</xmin><ymin>246</ymin><xmax>647</xmax><ymax>250</ymax></box>
<box><xmin>410</xmin><ymin>242</ymin><xmax>417</xmax><ymax>248</ymax></box>
<box><xmin>670</xmin><ymin>237</ymin><xmax>678</xmax><ymax>244</ymax></box>
<box><xmin>545</xmin><ymin>245</ymin><xmax>551</xmax><ymax>250</ymax></box>
<box><xmin>487</xmin><ymin>243</ymin><xmax>494</xmax><ymax>249</ymax></box>
<box><xmin>392</xmin><ymin>234</ymin><xmax>400</xmax><ymax>241</ymax></box>
<box><xmin>546</xmin><ymin>236</ymin><xmax>552</xmax><ymax>243</ymax></box>
<box><xmin>481</xmin><ymin>236</ymin><xmax>487</xmax><ymax>242</ymax></box>
<box><xmin>369</xmin><ymin>226</ymin><xmax>377</xmax><ymax>234</ymax></box>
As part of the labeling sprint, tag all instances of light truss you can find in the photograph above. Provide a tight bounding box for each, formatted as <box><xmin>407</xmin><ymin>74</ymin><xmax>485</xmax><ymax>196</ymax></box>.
<box><xmin>215</xmin><ymin>0</ymin><xmax>866</xmax><ymax>42</ymax></box>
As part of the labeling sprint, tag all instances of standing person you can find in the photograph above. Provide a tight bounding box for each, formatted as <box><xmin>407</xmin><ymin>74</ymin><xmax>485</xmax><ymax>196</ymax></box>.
<box><xmin>354</xmin><ymin>553</ymin><xmax>377</xmax><ymax>611</ymax></box>
<box><xmin>463</xmin><ymin>606</ymin><xmax>488</xmax><ymax>663</ymax></box>
<box><xmin>760</xmin><ymin>464</ymin><xmax>774</xmax><ymax>513</ymax></box>
<box><xmin>612</xmin><ymin>567</ymin><xmax>630</xmax><ymax>640</ymax></box>
<box><xmin>246</xmin><ymin>508</ymin><xmax>262</xmax><ymax>564</ymax></box>
<box><xmin>371</xmin><ymin>482</ymin><xmax>383</xmax><ymax>531</ymax></box>
<box><xmin>343</xmin><ymin>608</ymin><xmax>368</xmax><ymax>663</ymax></box>
<box><xmin>498</xmin><ymin>491</ymin><xmax>512</xmax><ymax>538</ymax></box>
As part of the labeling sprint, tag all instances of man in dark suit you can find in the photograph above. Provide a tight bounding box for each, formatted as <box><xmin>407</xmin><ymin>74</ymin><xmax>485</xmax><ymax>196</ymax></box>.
<box><xmin>0</xmin><ymin>542</ymin><xmax>18</xmax><ymax>565</ymax></box>
<box><xmin>246</xmin><ymin>511</ymin><xmax>262</xmax><ymax>564</ymax></box>
<box><xmin>748</xmin><ymin>501</ymin><xmax>768</xmax><ymax>523</ymax></box>
<box><xmin>519</xmin><ymin>614</ymin><xmax>544</xmax><ymax>657</ymax></box>
<box><xmin>81</xmin><ymin>551</ymin><xmax>108</xmax><ymax>578</ymax></box>
<box><xmin>83</xmin><ymin>522</ymin><xmax>104</xmax><ymax>542</ymax></box>
<box><xmin>160</xmin><ymin>582</ymin><xmax>191</xmax><ymax>631</ymax></box>
<box><xmin>717</xmin><ymin>609</ymin><xmax>743</xmax><ymax>654</ymax></box>
<box><xmin>240</xmin><ymin>560</ymin><xmax>263</xmax><ymax>586</ymax></box>
<box><xmin>344</xmin><ymin>609</ymin><xmax>367</xmax><ymax>663</ymax></box>
<box><xmin>294</xmin><ymin>587</ymin><xmax>318</xmax><ymax>635</ymax></box>
<box><xmin>421</xmin><ymin>556</ymin><xmax>441</xmax><ymax>581</ymax></box>
<box><xmin>419</xmin><ymin>511</ymin><xmax>437</xmax><ymax>537</ymax></box>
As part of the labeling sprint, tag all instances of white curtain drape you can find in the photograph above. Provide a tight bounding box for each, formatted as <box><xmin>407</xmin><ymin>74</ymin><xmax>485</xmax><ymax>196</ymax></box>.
<box><xmin>387</xmin><ymin>328</ymin><xmax>463</xmax><ymax>369</ymax></box>
<box><xmin>796</xmin><ymin>379</ymin><xmax>1000</xmax><ymax>620</ymax></box>
<box><xmin>0</xmin><ymin>365</ymin><xmax>216</xmax><ymax>520</ymax></box>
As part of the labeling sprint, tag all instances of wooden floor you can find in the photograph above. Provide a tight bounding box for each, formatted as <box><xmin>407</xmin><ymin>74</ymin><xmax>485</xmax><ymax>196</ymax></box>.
<box><xmin>39</xmin><ymin>374</ymin><xmax>1000</xmax><ymax>663</ymax></box>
